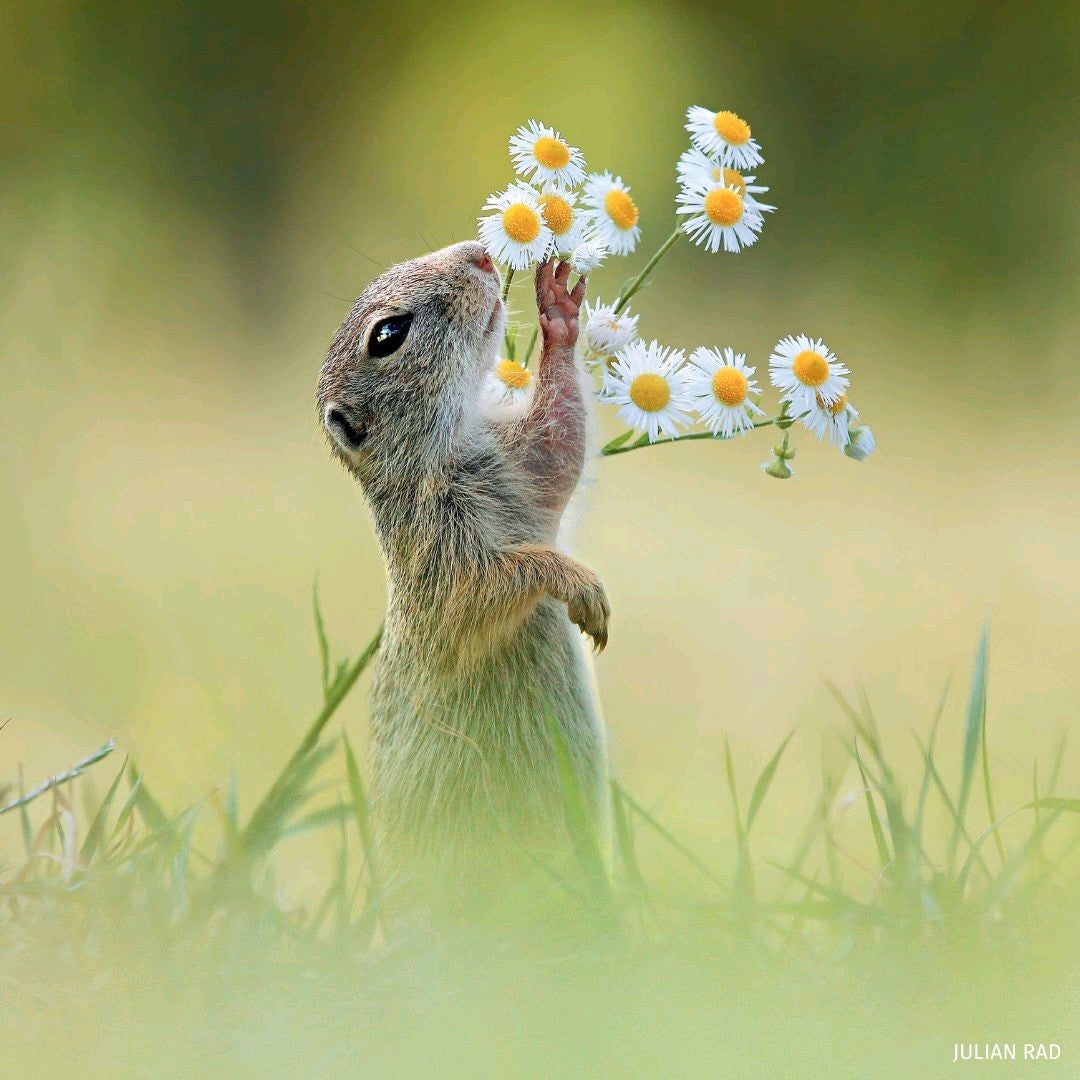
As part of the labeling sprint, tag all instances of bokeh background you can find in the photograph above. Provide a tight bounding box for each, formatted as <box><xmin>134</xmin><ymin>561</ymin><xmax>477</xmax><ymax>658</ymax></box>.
<box><xmin>3</xmin><ymin>0</ymin><xmax>1078</xmax><ymax>866</ymax></box>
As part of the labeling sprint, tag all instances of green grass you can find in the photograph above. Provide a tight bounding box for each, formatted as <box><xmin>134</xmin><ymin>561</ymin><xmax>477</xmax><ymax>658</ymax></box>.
<box><xmin>2</xmin><ymin>615</ymin><xmax>1078</xmax><ymax>1078</ymax></box>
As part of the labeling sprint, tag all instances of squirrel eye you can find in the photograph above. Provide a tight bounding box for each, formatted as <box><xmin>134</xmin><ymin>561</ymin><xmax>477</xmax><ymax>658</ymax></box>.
<box><xmin>368</xmin><ymin>313</ymin><xmax>413</xmax><ymax>359</ymax></box>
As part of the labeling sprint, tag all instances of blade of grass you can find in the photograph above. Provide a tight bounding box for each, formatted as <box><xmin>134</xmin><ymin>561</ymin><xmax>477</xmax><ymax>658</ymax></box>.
<box><xmin>913</xmin><ymin>732</ymin><xmax>992</xmax><ymax>882</ymax></box>
<box><xmin>611</xmin><ymin>779</ymin><xmax>646</xmax><ymax>894</ymax></box>
<box><xmin>950</xmin><ymin>620</ymin><xmax>989</xmax><ymax>873</ymax></box>
<box><xmin>614</xmin><ymin>782</ymin><xmax>727</xmax><ymax>892</ymax></box>
<box><xmin>746</xmin><ymin>731</ymin><xmax>794</xmax><ymax>836</ymax></box>
<box><xmin>546</xmin><ymin>714</ymin><xmax>612</xmax><ymax>906</ymax></box>
<box><xmin>281</xmin><ymin>803</ymin><xmax>352</xmax><ymax>838</ymax></box>
<box><xmin>773</xmin><ymin>765</ymin><xmax>846</xmax><ymax>903</ymax></box>
<box><xmin>1048</xmin><ymin>730</ymin><xmax>1067</xmax><ymax>795</ymax></box>
<box><xmin>956</xmin><ymin>798</ymin><xmax>1080</xmax><ymax>895</ymax></box>
<box><xmin>80</xmin><ymin>758</ymin><xmax>129</xmax><ymax>861</ymax></box>
<box><xmin>978</xmin><ymin>632</ymin><xmax>1005</xmax><ymax>868</ymax></box>
<box><xmin>976</xmin><ymin>806</ymin><xmax>1074</xmax><ymax>913</ymax></box>
<box><xmin>313</xmin><ymin>578</ymin><xmax>332</xmax><ymax>699</ymax></box>
<box><xmin>852</xmin><ymin>741</ymin><xmax>890</xmax><ymax>870</ymax></box>
<box><xmin>767</xmin><ymin>859</ymin><xmax>883</xmax><ymax>921</ymax></box>
<box><xmin>343</xmin><ymin>733</ymin><xmax>383</xmax><ymax>924</ymax></box>
<box><xmin>128</xmin><ymin>761</ymin><xmax>169</xmax><ymax>831</ymax></box>
<box><xmin>106</xmin><ymin>776</ymin><xmax>143</xmax><ymax>858</ymax></box>
<box><xmin>723</xmin><ymin>736</ymin><xmax>745</xmax><ymax>847</ymax></box>
<box><xmin>243</xmin><ymin>742</ymin><xmax>339</xmax><ymax>856</ymax></box>
<box><xmin>17</xmin><ymin>766</ymin><xmax>32</xmax><ymax>857</ymax></box>
<box><xmin>914</xmin><ymin>672</ymin><xmax>952</xmax><ymax>842</ymax></box>
<box><xmin>0</xmin><ymin>740</ymin><xmax>116</xmax><ymax>817</ymax></box>
<box><xmin>242</xmin><ymin>625</ymin><xmax>382</xmax><ymax>855</ymax></box>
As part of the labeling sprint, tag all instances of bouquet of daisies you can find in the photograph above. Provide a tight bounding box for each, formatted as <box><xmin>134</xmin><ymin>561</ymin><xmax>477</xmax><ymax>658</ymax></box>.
<box><xmin>476</xmin><ymin>109</ymin><xmax>876</xmax><ymax>477</ymax></box>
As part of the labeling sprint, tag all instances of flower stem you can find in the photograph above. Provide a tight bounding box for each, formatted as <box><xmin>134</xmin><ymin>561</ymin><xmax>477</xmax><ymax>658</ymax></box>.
<box><xmin>501</xmin><ymin>266</ymin><xmax>515</xmax><ymax>302</ymax></box>
<box><xmin>614</xmin><ymin>227</ymin><xmax>682</xmax><ymax>314</ymax></box>
<box><xmin>601</xmin><ymin>415</ymin><xmax>781</xmax><ymax>457</ymax></box>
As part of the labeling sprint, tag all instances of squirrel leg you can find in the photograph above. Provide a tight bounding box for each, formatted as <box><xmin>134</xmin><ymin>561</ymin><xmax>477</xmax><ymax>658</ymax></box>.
<box><xmin>514</xmin><ymin>259</ymin><xmax>589</xmax><ymax>513</ymax></box>
<box><xmin>495</xmin><ymin>543</ymin><xmax>609</xmax><ymax>652</ymax></box>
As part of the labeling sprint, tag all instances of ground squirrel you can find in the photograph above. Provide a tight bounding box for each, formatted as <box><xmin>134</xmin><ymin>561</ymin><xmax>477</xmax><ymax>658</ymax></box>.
<box><xmin>317</xmin><ymin>241</ymin><xmax>610</xmax><ymax>905</ymax></box>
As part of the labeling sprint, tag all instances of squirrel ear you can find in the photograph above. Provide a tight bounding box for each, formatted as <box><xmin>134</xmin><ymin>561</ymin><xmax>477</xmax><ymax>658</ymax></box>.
<box><xmin>324</xmin><ymin>405</ymin><xmax>369</xmax><ymax>455</ymax></box>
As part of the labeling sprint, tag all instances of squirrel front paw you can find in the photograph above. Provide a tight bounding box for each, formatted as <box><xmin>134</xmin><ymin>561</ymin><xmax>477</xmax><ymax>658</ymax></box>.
<box><xmin>535</xmin><ymin>258</ymin><xmax>586</xmax><ymax>350</ymax></box>
<box><xmin>566</xmin><ymin>573</ymin><xmax>610</xmax><ymax>654</ymax></box>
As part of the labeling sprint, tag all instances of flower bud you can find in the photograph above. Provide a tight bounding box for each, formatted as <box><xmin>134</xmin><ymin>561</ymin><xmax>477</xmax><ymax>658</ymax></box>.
<box><xmin>762</xmin><ymin>456</ymin><xmax>793</xmax><ymax>479</ymax></box>
<box><xmin>844</xmin><ymin>425</ymin><xmax>876</xmax><ymax>461</ymax></box>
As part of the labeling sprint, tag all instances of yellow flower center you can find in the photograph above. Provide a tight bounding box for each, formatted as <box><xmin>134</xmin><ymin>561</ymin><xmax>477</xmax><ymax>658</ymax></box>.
<box><xmin>495</xmin><ymin>359</ymin><xmax>533</xmax><ymax>391</ymax></box>
<box><xmin>704</xmin><ymin>187</ymin><xmax>743</xmax><ymax>226</ymax></box>
<box><xmin>713</xmin><ymin>110</ymin><xmax>751</xmax><ymax>145</ymax></box>
<box><xmin>708</xmin><ymin>166</ymin><xmax>746</xmax><ymax>195</ymax></box>
<box><xmin>501</xmin><ymin>203</ymin><xmax>541</xmax><ymax>244</ymax></box>
<box><xmin>533</xmin><ymin>136</ymin><xmax>570</xmax><ymax>169</ymax></box>
<box><xmin>629</xmin><ymin>372</ymin><xmax>670</xmax><ymax>413</ymax></box>
<box><xmin>604</xmin><ymin>189</ymin><xmax>640</xmax><ymax>231</ymax></box>
<box><xmin>538</xmin><ymin>193</ymin><xmax>573</xmax><ymax>236</ymax></box>
<box><xmin>816</xmin><ymin>391</ymin><xmax>847</xmax><ymax>415</ymax></box>
<box><xmin>793</xmin><ymin>350</ymin><xmax>829</xmax><ymax>386</ymax></box>
<box><xmin>711</xmin><ymin>366</ymin><xmax>748</xmax><ymax>406</ymax></box>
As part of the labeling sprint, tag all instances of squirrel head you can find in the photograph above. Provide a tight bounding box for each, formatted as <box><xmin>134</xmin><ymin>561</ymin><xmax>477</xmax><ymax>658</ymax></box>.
<box><xmin>317</xmin><ymin>241</ymin><xmax>505</xmax><ymax>490</ymax></box>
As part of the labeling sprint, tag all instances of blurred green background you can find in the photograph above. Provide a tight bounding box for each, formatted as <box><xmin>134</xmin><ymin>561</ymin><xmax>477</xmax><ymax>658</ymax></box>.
<box><xmin>3</xmin><ymin>0</ymin><xmax>1078</xmax><ymax>870</ymax></box>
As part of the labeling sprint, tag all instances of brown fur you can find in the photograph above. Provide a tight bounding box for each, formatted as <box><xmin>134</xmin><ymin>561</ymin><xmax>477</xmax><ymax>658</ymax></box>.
<box><xmin>316</xmin><ymin>242</ymin><xmax>609</xmax><ymax>909</ymax></box>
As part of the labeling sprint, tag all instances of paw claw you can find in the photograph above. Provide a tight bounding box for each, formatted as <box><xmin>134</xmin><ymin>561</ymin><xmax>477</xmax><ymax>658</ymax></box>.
<box><xmin>566</xmin><ymin>578</ymin><xmax>610</xmax><ymax>655</ymax></box>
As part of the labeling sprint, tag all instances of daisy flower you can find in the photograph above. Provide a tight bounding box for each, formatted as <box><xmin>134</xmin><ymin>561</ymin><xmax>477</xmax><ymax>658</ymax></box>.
<box><xmin>582</xmin><ymin>172</ymin><xmax>641</xmax><ymax>256</ymax></box>
<box><xmin>569</xmin><ymin>239</ymin><xmax>609</xmax><ymax>274</ymax></box>
<box><xmin>508</xmin><ymin>120</ymin><xmax>586</xmax><ymax>190</ymax></box>
<box><xmin>685</xmin><ymin>106</ymin><xmax>764</xmax><ymax>170</ymax></box>
<box><xmin>482</xmin><ymin>358</ymin><xmax>534</xmax><ymax>414</ymax></box>
<box><xmin>604</xmin><ymin>340</ymin><xmax>694</xmax><ymax>442</ymax></box>
<box><xmin>769</xmin><ymin>334</ymin><xmax>850</xmax><ymax>413</ymax></box>
<box><xmin>676</xmin><ymin>148</ymin><xmax>775</xmax><ymax>216</ymax></box>
<box><xmin>676</xmin><ymin>179</ymin><xmax>764</xmax><ymax>253</ymax></box>
<box><xmin>536</xmin><ymin>185</ymin><xmax>587</xmax><ymax>256</ymax></box>
<box><xmin>581</xmin><ymin>299</ymin><xmax>639</xmax><ymax>356</ymax></box>
<box><xmin>477</xmin><ymin>182</ymin><xmax>553</xmax><ymax>270</ymax></box>
<box><xmin>800</xmin><ymin>392</ymin><xmax>860</xmax><ymax>445</ymax></box>
<box><xmin>686</xmin><ymin>347</ymin><xmax>765</xmax><ymax>438</ymax></box>
<box><xmin>844</xmin><ymin>425</ymin><xmax>877</xmax><ymax>461</ymax></box>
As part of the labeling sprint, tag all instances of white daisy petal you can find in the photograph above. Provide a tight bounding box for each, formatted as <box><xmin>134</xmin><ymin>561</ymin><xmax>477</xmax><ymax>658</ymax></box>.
<box><xmin>508</xmin><ymin>119</ymin><xmax>586</xmax><ymax>190</ymax></box>
<box><xmin>685</xmin><ymin>106</ymin><xmax>764</xmax><ymax>170</ymax></box>
<box><xmin>603</xmin><ymin>339</ymin><xmax>694</xmax><ymax>442</ymax></box>
<box><xmin>685</xmin><ymin>347</ymin><xmax>765</xmax><ymax>438</ymax></box>
<box><xmin>477</xmin><ymin>182</ymin><xmax>553</xmax><ymax>270</ymax></box>
<box><xmin>569</xmin><ymin>239</ymin><xmax>609</xmax><ymax>274</ymax></box>
<box><xmin>676</xmin><ymin>148</ymin><xmax>776</xmax><ymax>217</ymax></box>
<box><xmin>536</xmin><ymin>185</ymin><xmax>587</xmax><ymax>257</ymax></box>
<box><xmin>799</xmin><ymin>393</ymin><xmax>860</xmax><ymax>446</ymax></box>
<box><xmin>481</xmin><ymin>358</ymin><xmax>535</xmax><ymax>418</ymax></box>
<box><xmin>676</xmin><ymin>179</ymin><xmax>764</xmax><ymax>254</ymax></box>
<box><xmin>581</xmin><ymin>299</ymin><xmax>639</xmax><ymax>356</ymax></box>
<box><xmin>582</xmin><ymin>171</ymin><xmax>641</xmax><ymax>256</ymax></box>
<box><xmin>768</xmin><ymin>334</ymin><xmax>850</xmax><ymax>414</ymax></box>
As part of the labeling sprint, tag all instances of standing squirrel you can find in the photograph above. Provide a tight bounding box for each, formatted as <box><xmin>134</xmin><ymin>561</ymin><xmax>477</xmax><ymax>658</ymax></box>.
<box><xmin>317</xmin><ymin>241</ymin><xmax>610</xmax><ymax>905</ymax></box>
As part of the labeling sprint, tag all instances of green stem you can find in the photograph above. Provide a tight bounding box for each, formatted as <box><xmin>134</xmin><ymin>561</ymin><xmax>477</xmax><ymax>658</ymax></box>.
<box><xmin>501</xmin><ymin>266</ymin><xmax>517</xmax><ymax>357</ymax></box>
<box><xmin>614</xmin><ymin>227</ymin><xmax>682</xmax><ymax>314</ymax></box>
<box><xmin>601</xmin><ymin>416</ymin><xmax>781</xmax><ymax>457</ymax></box>
<box><xmin>523</xmin><ymin>326</ymin><xmax>539</xmax><ymax>366</ymax></box>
